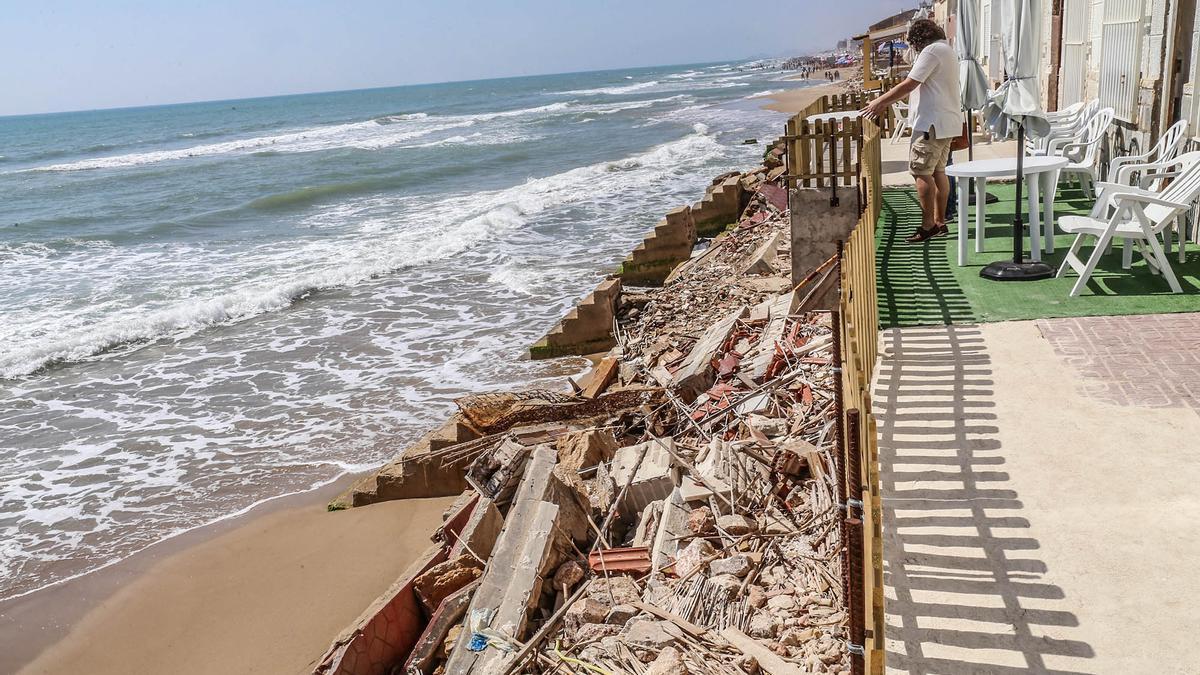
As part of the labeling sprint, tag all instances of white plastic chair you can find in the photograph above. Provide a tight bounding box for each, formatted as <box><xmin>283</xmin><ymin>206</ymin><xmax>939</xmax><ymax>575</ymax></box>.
<box><xmin>1108</xmin><ymin>119</ymin><xmax>1189</xmax><ymax>187</ymax></box>
<box><xmin>1044</xmin><ymin>101</ymin><xmax>1086</xmax><ymax>124</ymax></box>
<box><xmin>1057</xmin><ymin>150</ymin><xmax>1200</xmax><ymax>296</ymax></box>
<box><xmin>1030</xmin><ymin>100</ymin><xmax>1099</xmax><ymax>155</ymax></box>
<box><xmin>890</xmin><ymin>102</ymin><xmax>911</xmax><ymax>144</ymax></box>
<box><xmin>1050</xmin><ymin>107</ymin><xmax>1115</xmax><ymax>199</ymax></box>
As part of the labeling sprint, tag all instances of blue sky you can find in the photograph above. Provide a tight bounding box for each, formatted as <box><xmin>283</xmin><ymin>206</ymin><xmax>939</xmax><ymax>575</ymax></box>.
<box><xmin>1</xmin><ymin>0</ymin><xmax>914</xmax><ymax>116</ymax></box>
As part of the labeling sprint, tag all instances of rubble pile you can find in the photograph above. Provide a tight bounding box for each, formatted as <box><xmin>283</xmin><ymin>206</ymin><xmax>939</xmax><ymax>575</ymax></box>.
<box><xmin>381</xmin><ymin>157</ymin><xmax>850</xmax><ymax>675</ymax></box>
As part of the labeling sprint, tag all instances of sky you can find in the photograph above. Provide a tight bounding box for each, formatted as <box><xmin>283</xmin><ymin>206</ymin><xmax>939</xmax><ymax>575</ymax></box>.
<box><xmin>0</xmin><ymin>0</ymin><xmax>915</xmax><ymax>116</ymax></box>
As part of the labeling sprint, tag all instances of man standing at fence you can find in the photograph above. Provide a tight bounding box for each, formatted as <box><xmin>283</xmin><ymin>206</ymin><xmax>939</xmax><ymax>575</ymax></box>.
<box><xmin>862</xmin><ymin>19</ymin><xmax>961</xmax><ymax>243</ymax></box>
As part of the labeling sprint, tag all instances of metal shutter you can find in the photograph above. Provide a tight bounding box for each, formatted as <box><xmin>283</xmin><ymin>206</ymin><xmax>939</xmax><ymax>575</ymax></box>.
<box><xmin>1099</xmin><ymin>0</ymin><xmax>1145</xmax><ymax>123</ymax></box>
<box><xmin>1060</xmin><ymin>0</ymin><xmax>1089</xmax><ymax>106</ymax></box>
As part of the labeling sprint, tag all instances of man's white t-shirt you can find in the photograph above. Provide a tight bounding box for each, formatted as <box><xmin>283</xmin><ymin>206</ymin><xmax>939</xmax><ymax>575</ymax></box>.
<box><xmin>907</xmin><ymin>40</ymin><xmax>962</xmax><ymax>140</ymax></box>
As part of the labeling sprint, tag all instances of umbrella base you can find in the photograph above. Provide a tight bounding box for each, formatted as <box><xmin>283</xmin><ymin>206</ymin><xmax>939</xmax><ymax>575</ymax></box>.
<box><xmin>968</xmin><ymin>192</ymin><xmax>1000</xmax><ymax>205</ymax></box>
<box><xmin>980</xmin><ymin>260</ymin><xmax>1055</xmax><ymax>281</ymax></box>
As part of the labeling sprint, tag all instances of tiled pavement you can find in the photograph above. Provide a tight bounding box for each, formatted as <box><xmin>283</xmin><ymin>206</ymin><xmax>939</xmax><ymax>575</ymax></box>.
<box><xmin>1037</xmin><ymin>313</ymin><xmax>1200</xmax><ymax>411</ymax></box>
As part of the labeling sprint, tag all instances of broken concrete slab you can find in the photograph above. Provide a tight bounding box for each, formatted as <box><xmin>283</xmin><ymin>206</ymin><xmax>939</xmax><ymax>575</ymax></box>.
<box><xmin>449</xmin><ymin>497</ymin><xmax>503</xmax><ymax>561</ymax></box>
<box><xmin>744</xmin><ymin>230</ymin><xmax>784</xmax><ymax>276</ymax></box>
<box><xmin>671</xmin><ymin>306</ymin><xmax>749</xmax><ymax>403</ymax></box>
<box><xmin>403</xmin><ymin>580</ymin><xmax>479</xmax><ymax>675</ymax></box>
<box><xmin>609</xmin><ymin>438</ymin><xmax>679</xmax><ymax>515</ymax></box>
<box><xmin>511</xmin><ymin>444</ymin><xmax>591</xmax><ymax>544</ymax></box>
<box><xmin>650</xmin><ymin>489</ymin><xmax>692</xmax><ymax>571</ymax></box>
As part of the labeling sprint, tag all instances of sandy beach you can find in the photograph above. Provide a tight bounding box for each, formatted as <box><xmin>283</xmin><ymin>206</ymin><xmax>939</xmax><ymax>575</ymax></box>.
<box><xmin>756</xmin><ymin>70</ymin><xmax>854</xmax><ymax>114</ymax></box>
<box><xmin>3</xmin><ymin>482</ymin><xmax>455</xmax><ymax>675</ymax></box>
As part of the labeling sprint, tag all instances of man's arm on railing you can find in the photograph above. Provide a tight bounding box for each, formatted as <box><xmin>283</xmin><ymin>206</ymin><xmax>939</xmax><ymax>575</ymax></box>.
<box><xmin>861</xmin><ymin>79</ymin><xmax>920</xmax><ymax>121</ymax></box>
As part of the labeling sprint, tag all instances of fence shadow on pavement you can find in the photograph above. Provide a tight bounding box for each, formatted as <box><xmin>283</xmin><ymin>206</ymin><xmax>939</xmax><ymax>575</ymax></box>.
<box><xmin>874</xmin><ymin>324</ymin><xmax>1096</xmax><ymax>674</ymax></box>
<box><xmin>877</xmin><ymin>191</ymin><xmax>978</xmax><ymax>328</ymax></box>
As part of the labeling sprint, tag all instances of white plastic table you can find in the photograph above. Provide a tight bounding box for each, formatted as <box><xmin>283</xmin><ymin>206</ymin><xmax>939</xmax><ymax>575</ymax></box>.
<box><xmin>806</xmin><ymin>111</ymin><xmax>863</xmax><ymax>125</ymax></box>
<box><xmin>945</xmin><ymin>156</ymin><xmax>1069</xmax><ymax>266</ymax></box>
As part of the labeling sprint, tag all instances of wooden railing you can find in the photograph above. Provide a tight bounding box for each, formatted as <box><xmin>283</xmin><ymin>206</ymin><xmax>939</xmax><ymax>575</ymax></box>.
<box><xmin>836</xmin><ymin>116</ymin><xmax>883</xmax><ymax>675</ymax></box>
<box><xmin>784</xmin><ymin>84</ymin><xmax>897</xmax><ymax>191</ymax></box>
<box><xmin>788</xmin><ymin>94</ymin><xmax>885</xmax><ymax>675</ymax></box>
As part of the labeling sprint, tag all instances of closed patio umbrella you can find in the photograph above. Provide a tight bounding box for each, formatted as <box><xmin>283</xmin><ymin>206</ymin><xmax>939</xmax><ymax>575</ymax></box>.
<box><xmin>980</xmin><ymin>0</ymin><xmax>1053</xmax><ymax>281</ymax></box>
<box><xmin>957</xmin><ymin>0</ymin><xmax>997</xmax><ymax>204</ymax></box>
<box><xmin>957</xmin><ymin>0</ymin><xmax>989</xmax><ymax>112</ymax></box>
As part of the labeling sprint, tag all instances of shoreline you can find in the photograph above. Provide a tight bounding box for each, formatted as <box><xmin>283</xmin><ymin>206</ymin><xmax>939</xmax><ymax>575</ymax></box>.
<box><xmin>1</xmin><ymin>471</ymin><xmax>454</xmax><ymax>675</ymax></box>
<box><xmin>755</xmin><ymin>73</ymin><xmax>853</xmax><ymax>114</ymax></box>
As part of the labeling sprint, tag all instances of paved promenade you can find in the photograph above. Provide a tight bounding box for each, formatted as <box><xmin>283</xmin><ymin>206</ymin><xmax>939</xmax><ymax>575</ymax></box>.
<box><xmin>875</xmin><ymin>316</ymin><xmax>1200</xmax><ymax>674</ymax></box>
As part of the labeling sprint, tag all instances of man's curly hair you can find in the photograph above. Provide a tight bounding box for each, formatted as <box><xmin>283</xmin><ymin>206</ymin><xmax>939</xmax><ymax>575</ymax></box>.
<box><xmin>907</xmin><ymin>18</ymin><xmax>947</xmax><ymax>51</ymax></box>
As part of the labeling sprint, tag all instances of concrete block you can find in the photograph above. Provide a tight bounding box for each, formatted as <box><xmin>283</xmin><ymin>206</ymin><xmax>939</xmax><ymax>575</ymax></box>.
<box><xmin>530</xmin><ymin>277</ymin><xmax>621</xmax><ymax>359</ymax></box>
<box><xmin>618</xmin><ymin>206</ymin><xmax>697</xmax><ymax>286</ymax></box>
<box><xmin>609</xmin><ymin>438</ymin><xmax>678</xmax><ymax>514</ymax></box>
<box><xmin>744</xmin><ymin>230</ymin><xmax>784</xmax><ymax>275</ymax></box>
<box><xmin>449</xmin><ymin>497</ymin><xmax>503</xmax><ymax>561</ymax></box>
<box><xmin>790</xmin><ymin>186</ymin><xmax>859</xmax><ymax>309</ymax></box>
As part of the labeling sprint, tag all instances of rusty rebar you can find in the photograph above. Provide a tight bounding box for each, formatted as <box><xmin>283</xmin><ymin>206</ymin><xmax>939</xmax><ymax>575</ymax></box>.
<box><xmin>845</xmin><ymin>408</ymin><xmax>866</xmax><ymax>675</ymax></box>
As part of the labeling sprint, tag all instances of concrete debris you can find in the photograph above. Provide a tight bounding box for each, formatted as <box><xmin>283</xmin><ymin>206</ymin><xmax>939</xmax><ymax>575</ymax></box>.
<box><xmin>673</xmin><ymin>538</ymin><xmax>716</xmax><ymax>579</ymax></box>
<box><xmin>330</xmin><ymin>143</ymin><xmax>849</xmax><ymax>675</ymax></box>
<box><xmin>625</xmin><ymin>619</ymin><xmax>679</xmax><ymax>651</ymax></box>
<box><xmin>717</xmin><ymin>514</ymin><xmax>759</xmax><ymax>537</ymax></box>
<box><xmin>646</xmin><ymin>646</ymin><xmax>691</xmax><ymax>675</ymax></box>
<box><xmin>413</xmin><ymin>555</ymin><xmax>484</xmax><ymax>615</ymax></box>
<box><xmin>687</xmin><ymin>505</ymin><xmax>716</xmax><ymax>535</ymax></box>
<box><xmin>709</xmin><ymin>554</ymin><xmax>751</xmax><ymax>578</ymax></box>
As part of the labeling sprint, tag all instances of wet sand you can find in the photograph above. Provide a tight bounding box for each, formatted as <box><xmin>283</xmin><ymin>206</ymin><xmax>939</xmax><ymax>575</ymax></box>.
<box><xmin>4</xmin><ymin>480</ymin><xmax>455</xmax><ymax>675</ymax></box>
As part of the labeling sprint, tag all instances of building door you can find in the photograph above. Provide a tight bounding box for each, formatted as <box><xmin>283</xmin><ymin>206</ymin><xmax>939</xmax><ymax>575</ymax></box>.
<box><xmin>1099</xmin><ymin>0</ymin><xmax>1145</xmax><ymax>123</ymax></box>
<box><xmin>1060</xmin><ymin>0</ymin><xmax>1090</xmax><ymax>106</ymax></box>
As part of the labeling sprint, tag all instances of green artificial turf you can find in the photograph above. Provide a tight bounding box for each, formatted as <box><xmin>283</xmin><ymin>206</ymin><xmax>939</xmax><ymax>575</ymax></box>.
<box><xmin>876</xmin><ymin>183</ymin><xmax>1200</xmax><ymax>328</ymax></box>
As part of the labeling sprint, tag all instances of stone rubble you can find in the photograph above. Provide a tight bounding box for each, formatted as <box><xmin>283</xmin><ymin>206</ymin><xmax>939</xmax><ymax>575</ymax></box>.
<box><xmin>349</xmin><ymin>146</ymin><xmax>849</xmax><ymax>675</ymax></box>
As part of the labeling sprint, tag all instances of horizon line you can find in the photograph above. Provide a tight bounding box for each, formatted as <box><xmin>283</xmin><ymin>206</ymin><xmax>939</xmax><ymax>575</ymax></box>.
<box><xmin>0</xmin><ymin>55</ymin><xmax>795</xmax><ymax>120</ymax></box>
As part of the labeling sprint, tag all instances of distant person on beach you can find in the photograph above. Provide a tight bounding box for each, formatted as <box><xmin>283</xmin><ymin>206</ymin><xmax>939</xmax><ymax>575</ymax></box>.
<box><xmin>861</xmin><ymin>18</ymin><xmax>961</xmax><ymax>243</ymax></box>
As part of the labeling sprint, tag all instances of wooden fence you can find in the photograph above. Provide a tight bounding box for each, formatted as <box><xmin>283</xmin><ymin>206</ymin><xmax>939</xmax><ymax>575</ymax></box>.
<box><xmin>789</xmin><ymin>94</ymin><xmax>885</xmax><ymax>675</ymax></box>
<box><xmin>784</xmin><ymin>83</ymin><xmax>897</xmax><ymax>191</ymax></box>
<box><xmin>836</xmin><ymin>116</ymin><xmax>884</xmax><ymax>675</ymax></box>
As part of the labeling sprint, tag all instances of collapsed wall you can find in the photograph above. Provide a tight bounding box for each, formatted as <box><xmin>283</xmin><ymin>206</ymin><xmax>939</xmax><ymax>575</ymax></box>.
<box><xmin>316</xmin><ymin>137</ymin><xmax>853</xmax><ymax>674</ymax></box>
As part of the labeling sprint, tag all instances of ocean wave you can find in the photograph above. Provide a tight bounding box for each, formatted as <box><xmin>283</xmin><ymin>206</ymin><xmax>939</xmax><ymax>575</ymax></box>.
<box><xmin>0</xmin><ymin>128</ymin><xmax>726</xmax><ymax>379</ymax></box>
<box><xmin>560</xmin><ymin>80</ymin><xmax>659</xmax><ymax>96</ymax></box>
<box><xmin>247</xmin><ymin>180</ymin><xmax>394</xmax><ymax>211</ymax></box>
<box><xmin>21</xmin><ymin>118</ymin><xmax>485</xmax><ymax>172</ymax></box>
<box><xmin>14</xmin><ymin>98</ymin><xmax>691</xmax><ymax>174</ymax></box>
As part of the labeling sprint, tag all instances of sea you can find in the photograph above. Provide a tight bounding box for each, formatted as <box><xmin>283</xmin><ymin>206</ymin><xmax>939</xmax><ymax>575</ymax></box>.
<box><xmin>0</xmin><ymin>62</ymin><xmax>813</xmax><ymax>600</ymax></box>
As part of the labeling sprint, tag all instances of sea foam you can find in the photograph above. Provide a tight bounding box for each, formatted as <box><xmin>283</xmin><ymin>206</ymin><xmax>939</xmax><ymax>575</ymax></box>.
<box><xmin>0</xmin><ymin>127</ymin><xmax>726</xmax><ymax>379</ymax></box>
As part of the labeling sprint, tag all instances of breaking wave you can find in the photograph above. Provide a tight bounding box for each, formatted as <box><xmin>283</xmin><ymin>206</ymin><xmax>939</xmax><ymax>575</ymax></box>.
<box><xmin>561</xmin><ymin>81</ymin><xmax>659</xmax><ymax>96</ymax></box>
<box><xmin>15</xmin><ymin>99</ymin><xmax>688</xmax><ymax>174</ymax></box>
<box><xmin>0</xmin><ymin>127</ymin><xmax>726</xmax><ymax>379</ymax></box>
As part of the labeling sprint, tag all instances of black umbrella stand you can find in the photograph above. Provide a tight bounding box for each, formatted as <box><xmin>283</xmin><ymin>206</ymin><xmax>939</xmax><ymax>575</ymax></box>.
<box><xmin>980</xmin><ymin>121</ymin><xmax>1054</xmax><ymax>281</ymax></box>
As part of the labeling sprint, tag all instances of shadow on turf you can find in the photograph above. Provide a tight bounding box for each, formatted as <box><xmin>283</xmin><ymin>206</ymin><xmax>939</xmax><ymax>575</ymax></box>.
<box><xmin>877</xmin><ymin>190</ymin><xmax>977</xmax><ymax>327</ymax></box>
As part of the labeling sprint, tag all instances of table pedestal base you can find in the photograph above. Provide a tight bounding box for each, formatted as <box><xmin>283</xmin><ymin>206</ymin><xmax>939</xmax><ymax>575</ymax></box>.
<box><xmin>980</xmin><ymin>260</ymin><xmax>1055</xmax><ymax>281</ymax></box>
